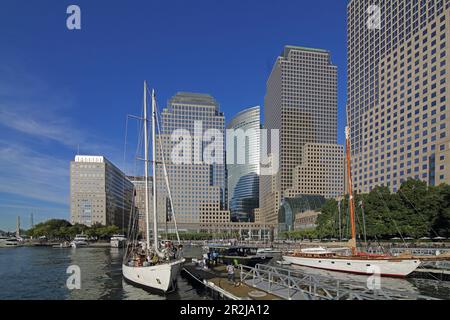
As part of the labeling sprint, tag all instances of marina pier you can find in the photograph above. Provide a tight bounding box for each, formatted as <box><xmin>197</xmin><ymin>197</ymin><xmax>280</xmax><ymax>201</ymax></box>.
<box><xmin>182</xmin><ymin>261</ymin><xmax>442</xmax><ymax>300</ymax></box>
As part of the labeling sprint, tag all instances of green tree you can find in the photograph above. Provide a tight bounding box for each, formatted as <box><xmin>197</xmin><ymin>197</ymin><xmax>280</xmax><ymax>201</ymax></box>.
<box><xmin>316</xmin><ymin>199</ymin><xmax>339</xmax><ymax>238</ymax></box>
<box><xmin>397</xmin><ymin>179</ymin><xmax>439</xmax><ymax>237</ymax></box>
<box><xmin>433</xmin><ymin>184</ymin><xmax>450</xmax><ymax>237</ymax></box>
<box><xmin>27</xmin><ymin>219</ymin><xmax>72</xmax><ymax>239</ymax></box>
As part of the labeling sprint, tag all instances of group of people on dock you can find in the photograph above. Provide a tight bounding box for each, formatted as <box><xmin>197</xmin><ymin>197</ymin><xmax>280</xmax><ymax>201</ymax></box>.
<box><xmin>198</xmin><ymin>250</ymin><xmax>237</xmax><ymax>285</ymax></box>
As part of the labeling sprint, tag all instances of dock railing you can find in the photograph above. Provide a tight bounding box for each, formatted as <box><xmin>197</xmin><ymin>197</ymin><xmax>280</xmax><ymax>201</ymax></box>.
<box><xmin>239</xmin><ymin>264</ymin><xmax>439</xmax><ymax>300</ymax></box>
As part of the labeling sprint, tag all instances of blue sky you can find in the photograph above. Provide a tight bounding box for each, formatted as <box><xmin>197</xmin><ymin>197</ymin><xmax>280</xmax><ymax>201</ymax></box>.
<box><xmin>0</xmin><ymin>0</ymin><xmax>348</xmax><ymax>231</ymax></box>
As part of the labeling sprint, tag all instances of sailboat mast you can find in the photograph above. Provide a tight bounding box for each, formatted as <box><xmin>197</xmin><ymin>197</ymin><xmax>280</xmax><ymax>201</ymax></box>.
<box><xmin>345</xmin><ymin>126</ymin><xmax>357</xmax><ymax>255</ymax></box>
<box><xmin>143</xmin><ymin>81</ymin><xmax>151</xmax><ymax>249</ymax></box>
<box><xmin>151</xmin><ymin>89</ymin><xmax>159</xmax><ymax>250</ymax></box>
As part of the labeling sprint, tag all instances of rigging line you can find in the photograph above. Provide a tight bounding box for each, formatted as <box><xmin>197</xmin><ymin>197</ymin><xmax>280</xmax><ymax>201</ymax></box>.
<box><xmin>373</xmin><ymin>235</ymin><xmax>387</xmax><ymax>255</ymax></box>
<box><xmin>135</xmin><ymin>98</ymin><xmax>145</xmax><ymax>248</ymax></box>
<box><xmin>155</xmin><ymin>99</ymin><xmax>181</xmax><ymax>245</ymax></box>
<box><xmin>124</xmin><ymin>190</ymin><xmax>137</xmax><ymax>264</ymax></box>
<box><xmin>123</xmin><ymin>115</ymin><xmax>133</xmax><ymax>256</ymax></box>
<box><xmin>126</xmin><ymin>97</ymin><xmax>147</xmax><ymax>257</ymax></box>
<box><xmin>345</xmin><ymin>201</ymin><xmax>350</xmax><ymax>239</ymax></box>
<box><xmin>374</xmin><ymin>188</ymin><xmax>406</xmax><ymax>244</ymax></box>
<box><xmin>131</xmin><ymin>99</ymin><xmax>145</xmax><ymax>241</ymax></box>
<box><xmin>124</xmin><ymin>117</ymin><xmax>140</xmax><ymax>260</ymax></box>
<box><xmin>339</xmin><ymin>197</ymin><xmax>344</xmax><ymax>240</ymax></box>
<box><xmin>397</xmin><ymin>188</ymin><xmax>440</xmax><ymax>238</ymax></box>
<box><xmin>148</xmin><ymin>86</ymin><xmax>181</xmax><ymax>245</ymax></box>
<box><xmin>123</xmin><ymin>115</ymin><xmax>134</xmax><ymax>260</ymax></box>
<box><xmin>122</xmin><ymin>114</ymin><xmax>130</xmax><ymax>234</ymax></box>
<box><xmin>355</xmin><ymin>205</ymin><xmax>362</xmax><ymax>240</ymax></box>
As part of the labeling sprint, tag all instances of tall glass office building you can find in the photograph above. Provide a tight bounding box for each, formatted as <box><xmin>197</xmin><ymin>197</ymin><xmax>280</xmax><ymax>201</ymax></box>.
<box><xmin>261</xmin><ymin>45</ymin><xmax>338</xmax><ymax>226</ymax></box>
<box><xmin>347</xmin><ymin>0</ymin><xmax>450</xmax><ymax>193</ymax></box>
<box><xmin>156</xmin><ymin>92</ymin><xmax>226</xmax><ymax>232</ymax></box>
<box><xmin>227</xmin><ymin>106</ymin><xmax>260</xmax><ymax>222</ymax></box>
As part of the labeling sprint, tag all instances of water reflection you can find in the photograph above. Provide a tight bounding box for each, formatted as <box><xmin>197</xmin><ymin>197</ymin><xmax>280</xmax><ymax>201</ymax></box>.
<box><xmin>0</xmin><ymin>246</ymin><xmax>448</xmax><ymax>300</ymax></box>
<box><xmin>287</xmin><ymin>264</ymin><xmax>418</xmax><ymax>293</ymax></box>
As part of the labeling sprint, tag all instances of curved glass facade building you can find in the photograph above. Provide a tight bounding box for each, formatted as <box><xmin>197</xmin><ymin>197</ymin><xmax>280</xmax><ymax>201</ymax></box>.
<box><xmin>227</xmin><ymin>106</ymin><xmax>260</xmax><ymax>222</ymax></box>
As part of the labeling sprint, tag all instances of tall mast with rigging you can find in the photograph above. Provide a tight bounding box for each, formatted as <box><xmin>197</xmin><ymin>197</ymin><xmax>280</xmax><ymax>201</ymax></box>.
<box><xmin>143</xmin><ymin>81</ymin><xmax>151</xmax><ymax>249</ymax></box>
<box><xmin>151</xmin><ymin>88</ymin><xmax>159</xmax><ymax>251</ymax></box>
<box><xmin>345</xmin><ymin>126</ymin><xmax>357</xmax><ymax>255</ymax></box>
<box><xmin>122</xmin><ymin>82</ymin><xmax>185</xmax><ymax>294</ymax></box>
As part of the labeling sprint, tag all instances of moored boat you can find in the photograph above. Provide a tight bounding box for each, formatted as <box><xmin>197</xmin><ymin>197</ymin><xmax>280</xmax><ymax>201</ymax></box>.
<box><xmin>110</xmin><ymin>234</ymin><xmax>127</xmax><ymax>248</ymax></box>
<box><xmin>204</xmin><ymin>244</ymin><xmax>273</xmax><ymax>267</ymax></box>
<box><xmin>256</xmin><ymin>247</ymin><xmax>282</xmax><ymax>257</ymax></box>
<box><xmin>53</xmin><ymin>241</ymin><xmax>71</xmax><ymax>248</ymax></box>
<box><xmin>283</xmin><ymin>127</ymin><xmax>422</xmax><ymax>278</ymax></box>
<box><xmin>0</xmin><ymin>236</ymin><xmax>21</xmax><ymax>248</ymax></box>
<box><xmin>123</xmin><ymin>254</ymin><xmax>184</xmax><ymax>292</ymax></box>
<box><xmin>283</xmin><ymin>247</ymin><xmax>420</xmax><ymax>277</ymax></box>
<box><xmin>122</xmin><ymin>82</ymin><xmax>185</xmax><ymax>293</ymax></box>
<box><xmin>70</xmin><ymin>234</ymin><xmax>89</xmax><ymax>248</ymax></box>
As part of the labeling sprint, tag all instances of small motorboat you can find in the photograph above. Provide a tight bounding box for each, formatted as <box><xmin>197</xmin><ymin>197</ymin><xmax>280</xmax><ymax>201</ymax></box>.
<box><xmin>110</xmin><ymin>234</ymin><xmax>127</xmax><ymax>248</ymax></box>
<box><xmin>204</xmin><ymin>245</ymin><xmax>273</xmax><ymax>267</ymax></box>
<box><xmin>0</xmin><ymin>236</ymin><xmax>21</xmax><ymax>248</ymax></box>
<box><xmin>256</xmin><ymin>247</ymin><xmax>282</xmax><ymax>257</ymax></box>
<box><xmin>53</xmin><ymin>241</ymin><xmax>71</xmax><ymax>248</ymax></box>
<box><xmin>70</xmin><ymin>234</ymin><xmax>89</xmax><ymax>248</ymax></box>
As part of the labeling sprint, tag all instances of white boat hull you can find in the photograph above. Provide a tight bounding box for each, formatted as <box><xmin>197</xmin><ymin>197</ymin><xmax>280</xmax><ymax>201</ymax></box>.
<box><xmin>71</xmin><ymin>241</ymin><xmax>89</xmax><ymax>248</ymax></box>
<box><xmin>111</xmin><ymin>239</ymin><xmax>126</xmax><ymax>248</ymax></box>
<box><xmin>0</xmin><ymin>242</ymin><xmax>21</xmax><ymax>248</ymax></box>
<box><xmin>122</xmin><ymin>258</ymin><xmax>185</xmax><ymax>292</ymax></box>
<box><xmin>282</xmin><ymin>255</ymin><xmax>421</xmax><ymax>277</ymax></box>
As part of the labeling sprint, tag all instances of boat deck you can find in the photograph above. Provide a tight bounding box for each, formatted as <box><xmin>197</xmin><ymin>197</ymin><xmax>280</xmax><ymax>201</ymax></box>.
<box><xmin>182</xmin><ymin>264</ymin><xmax>281</xmax><ymax>300</ymax></box>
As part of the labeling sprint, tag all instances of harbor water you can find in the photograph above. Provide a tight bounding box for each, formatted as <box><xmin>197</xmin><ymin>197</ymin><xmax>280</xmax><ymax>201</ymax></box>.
<box><xmin>1</xmin><ymin>246</ymin><xmax>450</xmax><ymax>300</ymax></box>
<box><xmin>0</xmin><ymin>246</ymin><xmax>208</xmax><ymax>300</ymax></box>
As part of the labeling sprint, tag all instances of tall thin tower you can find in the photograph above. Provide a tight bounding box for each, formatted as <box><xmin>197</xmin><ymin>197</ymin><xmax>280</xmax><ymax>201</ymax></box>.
<box><xmin>16</xmin><ymin>216</ymin><xmax>20</xmax><ymax>237</ymax></box>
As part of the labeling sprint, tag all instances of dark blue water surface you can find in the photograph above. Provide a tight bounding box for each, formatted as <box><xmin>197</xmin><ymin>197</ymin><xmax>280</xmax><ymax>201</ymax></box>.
<box><xmin>1</xmin><ymin>246</ymin><xmax>449</xmax><ymax>299</ymax></box>
<box><xmin>0</xmin><ymin>246</ymin><xmax>207</xmax><ymax>300</ymax></box>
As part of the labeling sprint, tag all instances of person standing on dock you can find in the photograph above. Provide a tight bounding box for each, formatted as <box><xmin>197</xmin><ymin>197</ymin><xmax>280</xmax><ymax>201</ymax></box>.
<box><xmin>212</xmin><ymin>250</ymin><xmax>218</xmax><ymax>266</ymax></box>
<box><xmin>226</xmin><ymin>263</ymin><xmax>235</xmax><ymax>283</ymax></box>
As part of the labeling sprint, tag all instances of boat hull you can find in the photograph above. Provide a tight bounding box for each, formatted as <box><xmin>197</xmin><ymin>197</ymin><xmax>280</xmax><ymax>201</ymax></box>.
<box><xmin>71</xmin><ymin>241</ymin><xmax>89</xmax><ymax>248</ymax></box>
<box><xmin>0</xmin><ymin>243</ymin><xmax>21</xmax><ymax>248</ymax></box>
<box><xmin>0</xmin><ymin>238</ymin><xmax>22</xmax><ymax>248</ymax></box>
<box><xmin>219</xmin><ymin>255</ymin><xmax>273</xmax><ymax>268</ymax></box>
<box><xmin>110</xmin><ymin>239</ymin><xmax>126</xmax><ymax>248</ymax></box>
<box><xmin>122</xmin><ymin>258</ymin><xmax>185</xmax><ymax>292</ymax></box>
<box><xmin>282</xmin><ymin>255</ymin><xmax>421</xmax><ymax>277</ymax></box>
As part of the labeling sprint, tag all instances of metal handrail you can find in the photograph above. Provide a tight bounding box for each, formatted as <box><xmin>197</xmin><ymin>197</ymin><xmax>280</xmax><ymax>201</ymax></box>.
<box><xmin>239</xmin><ymin>264</ymin><xmax>439</xmax><ymax>300</ymax></box>
<box><xmin>366</xmin><ymin>247</ymin><xmax>450</xmax><ymax>256</ymax></box>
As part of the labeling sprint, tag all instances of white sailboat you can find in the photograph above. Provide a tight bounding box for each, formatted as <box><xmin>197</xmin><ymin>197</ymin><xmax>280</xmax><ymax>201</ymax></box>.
<box><xmin>122</xmin><ymin>82</ymin><xmax>185</xmax><ymax>293</ymax></box>
<box><xmin>282</xmin><ymin>127</ymin><xmax>421</xmax><ymax>277</ymax></box>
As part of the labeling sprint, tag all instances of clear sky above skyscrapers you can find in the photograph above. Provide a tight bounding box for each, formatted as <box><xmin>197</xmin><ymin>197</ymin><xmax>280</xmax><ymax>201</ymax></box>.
<box><xmin>0</xmin><ymin>0</ymin><xmax>348</xmax><ymax>230</ymax></box>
